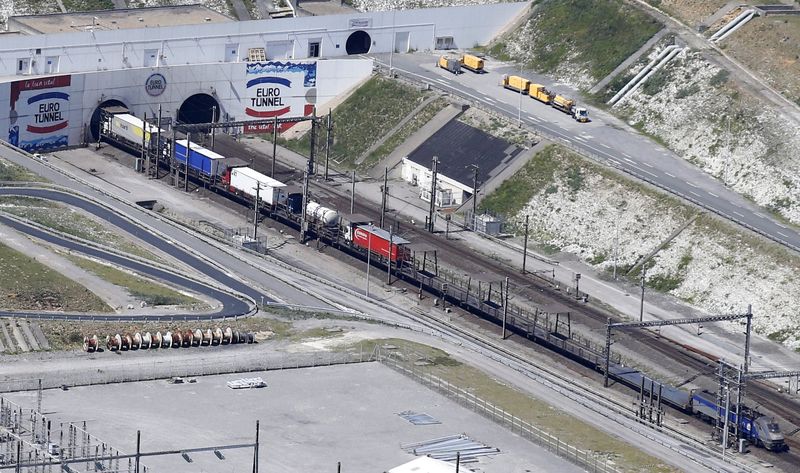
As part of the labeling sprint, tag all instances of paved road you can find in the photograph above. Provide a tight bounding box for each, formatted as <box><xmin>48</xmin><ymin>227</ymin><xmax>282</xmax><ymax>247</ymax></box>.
<box><xmin>0</xmin><ymin>188</ymin><xmax>255</xmax><ymax>320</ymax></box>
<box><xmin>0</xmin><ymin>144</ymin><xmax>332</xmax><ymax>311</ymax></box>
<box><xmin>377</xmin><ymin>53</ymin><xmax>800</xmax><ymax>254</ymax></box>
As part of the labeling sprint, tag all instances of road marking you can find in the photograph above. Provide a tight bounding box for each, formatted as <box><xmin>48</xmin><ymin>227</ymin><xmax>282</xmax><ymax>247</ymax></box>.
<box><xmin>708</xmin><ymin>191</ymin><xmax>718</xmax><ymax>197</ymax></box>
<box><xmin>686</xmin><ymin>181</ymin><xmax>699</xmax><ymax>188</ymax></box>
<box><xmin>642</xmin><ymin>162</ymin><xmax>654</xmax><ymax>168</ymax></box>
<box><xmin>573</xmin><ymin>135</ymin><xmax>586</xmax><ymax>142</ymax></box>
<box><xmin>690</xmin><ymin>191</ymin><xmax>701</xmax><ymax>197</ymax></box>
<box><xmin>622</xmin><ymin>152</ymin><xmax>632</xmax><ymax>158</ymax></box>
<box><xmin>733</xmin><ymin>211</ymin><xmax>745</xmax><ymax>218</ymax></box>
<box><xmin>631</xmin><ymin>164</ymin><xmax>658</xmax><ymax>177</ymax></box>
<box><xmin>582</xmin><ymin>135</ymin><xmax>594</xmax><ymax>139</ymax></box>
<box><xmin>600</xmin><ymin>143</ymin><xmax>612</xmax><ymax>149</ymax></box>
<box><xmin>778</xmin><ymin>231</ymin><xmax>791</xmax><ymax>239</ymax></box>
<box><xmin>434</xmin><ymin>78</ymin><xmax>448</xmax><ymax>84</ymax></box>
<box><xmin>484</xmin><ymin>96</ymin><xmax>496</xmax><ymax>103</ymax></box>
<box><xmin>527</xmin><ymin>115</ymin><xmax>540</xmax><ymax>122</ymax></box>
<box><xmin>777</xmin><ymin>223</ymin><xmax>788</xmax><ymax>229</ymax></box>
<box><xmin>560</xmin><ymin>137</ymin><xmax>571</xmax><ymax>144</ymax></box>
<box><xmin>623</xmin><ymin>157</ymin><xmax>635</xmax><ymax>164</ymax></box>
<box><xmin>665</xmin><ymin>172</ymin><xmax>676</xmax><ymax>178</ymax></box>
<box><xmin>754</xmin><ymin>212</ymin><xmax>767</xmax><ymax>219</ymax></box>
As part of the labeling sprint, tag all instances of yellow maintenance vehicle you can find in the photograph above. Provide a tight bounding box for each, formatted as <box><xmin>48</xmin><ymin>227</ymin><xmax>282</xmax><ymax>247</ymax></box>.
<box><xmin>552</xmin><ymin>94</ymin><xmax>590</xmax><ymax>122</ymax></box>
<box><xmin>460</xmin><ymin>54</ymin><xmax>485</xmax><ymax>73</ymax></box>
<box><xmin>437</xmin><ymin>55</ymin><xmax>462</xmax><ymax>74</ymax></box>
<box><xmin>528</xmin><ymin>84</ymin><xmax>552</xmax><ymax>104</ymax></box>
<box><xmin>502</xmin><ymin>74</ymin><xmax>531</xmax><ymax>94</ymax></box>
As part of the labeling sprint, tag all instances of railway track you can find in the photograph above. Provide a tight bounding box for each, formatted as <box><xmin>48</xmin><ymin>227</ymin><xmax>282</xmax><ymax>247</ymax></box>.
<box><xmin>210</xmin><ymin>135</ymin><xmax>800</xmax><ymax>467</ymax></box>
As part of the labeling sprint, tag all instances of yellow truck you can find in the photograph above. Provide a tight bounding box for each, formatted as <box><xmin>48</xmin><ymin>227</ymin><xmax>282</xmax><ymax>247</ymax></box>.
<box><xmin>551</xmin><ymin>94</ymin><xmax>590</xmax><ymax>122</ymax></box>
<box><xmin>437</xmin><ymin>55</ymin><xmax>462</xmax><ymax>74</ymax></box>
<box><xmin>528</xmin><ymin>84</ymin><xmax>552</xmax><ymax>104</ymax></box>
<box><xmin>502</xmin><ymin>75</ymin><xmax>531</xmax><ymax>94</ymax></box>
<box><xmin>460</xmin><ymin>54</ymin><xmax>485</xmax><ymax>73</ymax></box>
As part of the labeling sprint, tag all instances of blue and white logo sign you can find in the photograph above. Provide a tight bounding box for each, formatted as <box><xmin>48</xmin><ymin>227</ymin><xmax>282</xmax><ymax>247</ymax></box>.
<box><xmin>145</xmin><ymin>73</ymin><xmax>167</xmax><ymax>97</ymax></box>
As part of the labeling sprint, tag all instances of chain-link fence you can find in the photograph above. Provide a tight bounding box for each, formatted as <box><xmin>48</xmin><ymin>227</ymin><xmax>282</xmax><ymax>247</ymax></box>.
<box><xmin>377</xmin><ymin>349</ymin><xmax>623</xmax><ymax>473</ymax></box>
<box><xmin>1</xmin><ymin>349</ymin><xmax>373</xmax><ymax>393</ymax></box>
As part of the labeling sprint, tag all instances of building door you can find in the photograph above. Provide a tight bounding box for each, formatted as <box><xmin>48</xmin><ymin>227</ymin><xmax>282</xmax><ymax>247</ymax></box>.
<box><xmin>308</xmin><ymin>40</ymin><xmax>321</xmax><ymax>58</ymax></box>
<box><xmin>16</xmin><ymin>58</ymin><xmax>30</xmax><ymax>75</ymax></box>
<box><xmin>44</xmin><ymin>56</ymin><xmax>59</xmax><ymax>73</ymax></box>
<box><xmin>435</xmin><ymin>36</ymin><xmax>455</xmax><ymax>50</ymax></box>
<box><xmin>224</xmin><ymin>43</ymin><xmax>239</xmax><ymax>62</ymax></box>
<box><xmin>394</xmin><ymin>32</ymin><xmax>409</xmax><ymax>53</ymax></box>
<box><xmin>144</xmin><ymin>49</ymin><xmax>158</xmax><ymax>67</ymax></box>
<box><xmin>266</xmin><ymin>41</ymin><xmax>292</xmax><ymax>59</ymax></box>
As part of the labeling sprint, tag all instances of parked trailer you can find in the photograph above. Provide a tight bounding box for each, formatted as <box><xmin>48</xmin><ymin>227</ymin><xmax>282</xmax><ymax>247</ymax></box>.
<box><xmin>528</xmin><ymin>84</ymin><xmax>552</xmax><ymax>104</ymax></box>
<box><xmin>174</xmin><ymin>140</ymin><xmax>228</xmax><ymax>178</ymax></box>
<box><xmin>502</xmin><ymin>75</ymin><xmax>530</xmax><ymax>94</ymax></box>
<box><xmin>225</xmin><ymin>167</ymin><xmax>287</xmax><ymax>205</ymax></box>
<box><xmin>105</xmin><ymin>113</ymin><xmax>166</xmax><ymax>150</ymax></box>
<box><xmin>460</xmin><ymin>54</ymin><xmax>485</xmax><ymax>73</ymax></box>
<box><xmin>351</xmin><ymin>225</ymin><xmax>411</xmax><ymax>263</ymax></box>
<box><xmin>437</xmin><ymin>55</ymin><xmax>462</xmax><ymax>74</ymax></box>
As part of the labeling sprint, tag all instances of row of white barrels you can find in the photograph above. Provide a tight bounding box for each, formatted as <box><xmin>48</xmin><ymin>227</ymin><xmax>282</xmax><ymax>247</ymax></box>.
<box><xmin>83</xmin><ymin>327</ymin><xmax>255</xmax><ymax>352</ymax></box>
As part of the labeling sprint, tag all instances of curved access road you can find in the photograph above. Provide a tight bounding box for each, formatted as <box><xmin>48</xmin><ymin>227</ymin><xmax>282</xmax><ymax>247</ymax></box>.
<box><xmin>0</xmin><ymin>187</ymin><xmax>257</xmax><ymax>320</ymax></box>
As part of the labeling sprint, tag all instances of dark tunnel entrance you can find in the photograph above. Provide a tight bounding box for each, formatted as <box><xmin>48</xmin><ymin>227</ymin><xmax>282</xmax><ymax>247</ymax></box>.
<box><xmin>90</xmin><ymin>99</ymin><xmax>128</xmax><ymax>141</ymax></box>
<box><xmin>345</xmin><ymin>30</ymin><xmax>371</xmax><ymax>55</ymax></box>
<box><xmin>177</xmin><ymin>93</ymin><xmax>221</xmax><ymax>126</ymax></box>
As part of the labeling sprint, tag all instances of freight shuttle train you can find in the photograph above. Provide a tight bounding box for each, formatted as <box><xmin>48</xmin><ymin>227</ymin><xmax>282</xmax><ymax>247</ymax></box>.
<box><xmin>99</xmin><ymin>108</ymin><xmax>785</xmax><ymax>452</ymax></box>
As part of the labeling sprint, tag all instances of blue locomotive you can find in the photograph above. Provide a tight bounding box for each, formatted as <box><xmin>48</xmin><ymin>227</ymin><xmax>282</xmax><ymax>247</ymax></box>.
<box><xmin>692</xmin><ymin>390</ymin><xmax>785</xmax><ymax>451</ymax></box>
<box><xmin>609</xmin><ymin>367</ymin><xmax>786</xmax><ymax>451</ymax></box>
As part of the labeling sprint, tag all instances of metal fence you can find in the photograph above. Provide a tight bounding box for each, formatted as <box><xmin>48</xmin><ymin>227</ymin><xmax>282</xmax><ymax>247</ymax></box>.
<box><xmin>0</xmin><ymin>349</ymin><xmax>373</xmax><ymax>393</ymax></box>
<box><xmin>377</xmin><ymin>349</ymin><xmax>623</xmax><ymax>473</ymax></box>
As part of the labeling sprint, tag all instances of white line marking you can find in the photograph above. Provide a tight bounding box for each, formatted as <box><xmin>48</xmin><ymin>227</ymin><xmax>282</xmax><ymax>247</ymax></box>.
<box><xmin>560</xmin><ymin>137</ymin><xmax>571</xmax><ymax>144</ymax></box>
<box><xmin>686</xmin><ymin>181</ymin><xmax>699</xmax><ymax>188</ymax></box>
<box><xmin>642</xmin><ymin>162</ymin><xmax>654</xmax><ymax>168</ymax></box>
<box><xmin>527</xmin><ymin>115</ymin><xmax>540</xmax><ymax>122</ymax></box>
<box><xmin>708</xmin><ymin>191</ymin><xmax>718</xmax><ymax>197</ymax></box>
<box><xmin>631</xmin><ymin>164</ymin><xmax>658</xmax><ymax>177</ymax></box>
<box><xmin>690</xmin><ymin>191</ymin><xmax>701</xmax><ymax>197</ymax></box>
<box><xmin>600</xmin><ymin>143</ymin><xmax>612</xmax><ymax>149</ymax></box>
<box><xmin>665</xmin><ymin>172</ymin><xmax>676</xmax><ymax>178</ymax></box>
<box><xmin>573</xmin><ymin>135</ymin><xmax>586</xmax><ymax>142</ymax></box>
<box><xmin>733</xmin><ymin>211</ymin><xmax>745</xmax><ymax>218</ymax></box>
<box><xmin>778</xmin><ymin>231</ymin><xmax>790</xmax><ymax>238</ymax></box>
<box><xmin>754</xmin><ymin>212</ymin><xmax>766</xmax><ymax>219</ymax></box>
<box><xmin>434</xmin><ymin>78</ymin><xmax>448</xmax><ymax>84</ymax></box>
<box><xmin>582</xmin><ymin>135</ymin><xmax>594</xmax><ymax>139</ymax></box>
<box><xmin>777</xmin><ymin>223</ymin><xmax>788</xmax><ymax>229</ymax></box>
<box><xmin>622</xmin><ymin>152</ymin><xmax>632</xmax><ymax>158</ymax></box>
<box><xmin>623</xmin><ymin>157</ymin><xmax>635</xmax><ymax>164</ymax></box>
<box><xmin>484</xmin><ymin>96</ymin><xmax>496</xmax><ymax>103</ymax></box>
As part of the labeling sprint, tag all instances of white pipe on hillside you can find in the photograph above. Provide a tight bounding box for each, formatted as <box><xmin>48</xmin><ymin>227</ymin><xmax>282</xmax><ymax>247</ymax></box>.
<box><xmin>608</xmin><ymin>45</ymin><xmax>677</xmax><ymax>105</ymax></box>
<box><xmin>710</xmin><ymin>9</ymin><xmax>754</xmax><ymax>41</ymax></box>
<box><xmin>714</xmin><ymin>10</ymin><xmax>756</xmax><ymax>43</ymax></box>
<box><xmin>615</xmin><ymin>47</ymin><xmax>684</xmax><ymax>106</ymax></box>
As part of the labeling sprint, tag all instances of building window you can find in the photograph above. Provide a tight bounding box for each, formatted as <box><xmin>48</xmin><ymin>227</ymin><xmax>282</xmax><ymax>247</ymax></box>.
<box><xmin>247</xmin><ymin>47</ymin><xmax>266</xmax><ymax>62</ymax></box>
<box><xmin>44</xmin><ymin>56</ymin><xmax>59</xmax><ymax>73</ymax></box>
<box><xmin>308</xmin><ymin>40</ymin><xmax>321</xmax><ymax>58</ymax></box>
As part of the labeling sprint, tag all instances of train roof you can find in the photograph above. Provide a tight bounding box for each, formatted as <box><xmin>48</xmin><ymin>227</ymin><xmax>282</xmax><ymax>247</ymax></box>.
<box><xmin>175</xmin><ymin>139</ymin><xmax>227</xmax><ymax>161</ymax></box>
<box><xmin>233</xmin><ymin>166</ymin><xmax>286</xmax><ymax>187</ymax></box>
<box><xmin>355</xmin><ymin>225</ymin><xmax>410</xmax><ymax>245</ymax></box>
<box><xmin>114</xmin><ymin>113</ymin><xmax>165</xmax><ymax>134</ymax></box>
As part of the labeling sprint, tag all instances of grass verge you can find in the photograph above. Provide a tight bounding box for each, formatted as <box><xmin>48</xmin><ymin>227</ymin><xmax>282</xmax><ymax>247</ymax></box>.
<box><xmin>346</xmin><ymin>338</ymin><xmax>676</xmax><ymax>473</ymax></box>
<box><xmin>282</xmin><ymin>75</ymin><xmax>432</xmax><ymax>168</ymax></box>
<box><xmin>360</xmin><ymin>97</ymin><xmax>449</xmax><ymax>171</ymax></box>
<box><xmin>62</xmin><ymin>0</ymin><xmax>114</xmax><ymax>12</ymax></box>
<box><xmin>0</xmin><ymin>196</ymin><xmax>160</xmax><ymax>262</ymax></box>
<box><xmin>0</xmin><ymin>158</ymin><xmax>46</xmax><ymax>182</ymax></box>
<box><xmin>65</xmin><ymin>254</ymin><xmax>201</xmax><ymax>307</ymax></box>
<box><xmin>491</xmin><ymin>0</ymin><xmax>662</xmax><ymax>84</ymax></box>
<box><xmin>0</xmin><ymin>242</ymin><xmax>110</xmax><ymax>313</ymax></box>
